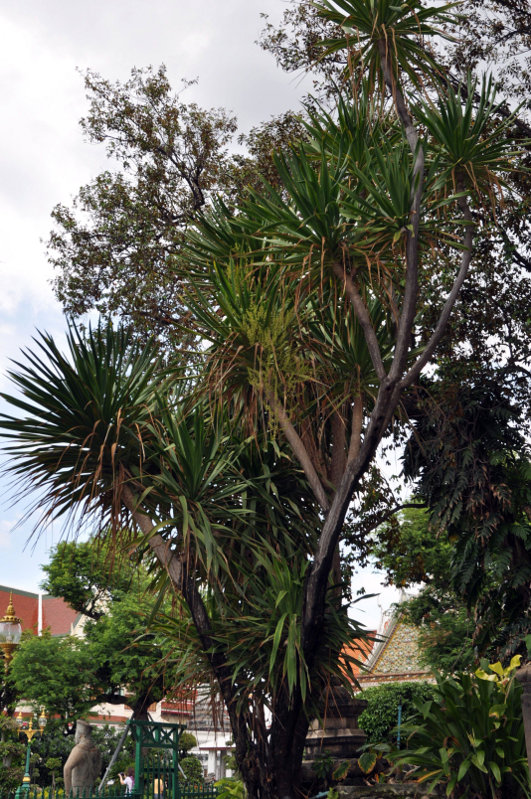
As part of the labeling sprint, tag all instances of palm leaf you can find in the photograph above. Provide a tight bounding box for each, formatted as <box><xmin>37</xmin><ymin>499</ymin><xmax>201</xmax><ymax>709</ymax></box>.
<box><xmin>0</xmin><ymin>322</ymin><xmax>161</xmax><ymax>532</ymax></box>
<box><xmin>314</xmin><ymin>0</ymin><xmax>458</xmax><ymax>92</ymax></box>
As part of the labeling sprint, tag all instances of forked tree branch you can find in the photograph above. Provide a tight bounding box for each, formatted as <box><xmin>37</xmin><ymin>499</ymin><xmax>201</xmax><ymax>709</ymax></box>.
<box><xmin>302</xmin><ymin>377</ymin><xmax>402</xmax><ymax>654</ymax></box>
<box><xmin>376</xmin><ymin>40</ymin><xmax>425</xmax><ymax>381</ymax></box>
<box><xmin>266</xmin><ymin>389</ymin><xmax>331</xmax><ymax>511</ymax></box>
<box><xmin>401</xmin><ymin>199</ymin><xmax>474</xmax><ymax>388</ymax></box>
<box><xmin>332</xmin><ymin>262</ymin><xmax>386</xmax><ymax>380</ymax></box>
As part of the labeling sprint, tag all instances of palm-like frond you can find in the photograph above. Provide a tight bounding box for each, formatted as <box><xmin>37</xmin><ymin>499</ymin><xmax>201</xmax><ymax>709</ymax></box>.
<box><xmin>136</xmin><ymin>405</ymin><xmax>250</xmax><ymax>577</ymax></box>
<box><xmin>0</xmin><ymin>321</ymin><xmax>324</xmax><ymax>592</ymax></box>
<box><xmin>0</xmin><ymin>322</ymin><xmax>161</xmax><ymax>531</ymax></box>
<box><xmin>184</xmin><ymin>256</ymin><xmax>310</xmax><ymax>419</ymax></box>
<box><xmin>185</xmin><ymin>196</ymin><xmax>265</xmax><ymax>276</ymax></box>
<box><xmin>416</xmin><ymin>75</ymin><xmax>526</xmax><ymax>205</ymax></box>
<box><xmin>308</xmin><ymin>294</ymin><xmax>394</xmax><ymax>407</ymax></box>
<box><xmin>314</xmin><ymin>0</ymin><xmax>458</xmax><ymax>92</ymax></box>
<box><xmin>196</xmin><ymin>551</ymin><xmax>370</xmax><ymax>713</ymax></box>
<box><xmin>185</xmin><ymin>86</ymin><xmax>464</xmax><ymax>313</ymax></box>
<box><xmin>302</xmin><ymin>84</ymin><xmax>393</xmax><ymax>171</ymax></box>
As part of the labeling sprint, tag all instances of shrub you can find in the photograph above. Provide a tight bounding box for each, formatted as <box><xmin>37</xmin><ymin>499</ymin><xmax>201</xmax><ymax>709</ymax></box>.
<box><xmin>358</xmin><ymin>681</ymin><xmax>437</xmax><ymax>744</ymax></box>
<box><xmin>180</xmin><ymin>754</ymin><xmax>204</xmax><ymax>783</ymax></box>
<box><xmin>0</xmin><ymin>715</ymin><xmax>24</xmax><ymax>793</ymax></box>
<box><xmin>179</xmin><ymin>732</ymin><xmax>198</xmax><ymax>757</ymax></box>
<box><xmin>393</xmin><ymin>656</ymin><xmax>530</xmax><ymax>797</ymax></box>
<box><xmin>214</xmin><ymin>776</ymin><xmax>246</xmax><ymax>799</ymax></box>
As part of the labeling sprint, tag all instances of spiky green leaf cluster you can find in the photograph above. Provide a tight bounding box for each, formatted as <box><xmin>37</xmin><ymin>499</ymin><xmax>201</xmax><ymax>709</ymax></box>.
<box><xmin>0</xmin><ymin>323</ymin><xmax>160</xmax><ymax>531</ymax></box>
<box><xmin>314</xmin><ymin>0</ymin><xmax>458</xmax><ymax>91</ymax></box>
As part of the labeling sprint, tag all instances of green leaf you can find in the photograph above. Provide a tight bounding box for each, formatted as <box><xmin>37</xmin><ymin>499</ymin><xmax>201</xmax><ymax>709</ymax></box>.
<box><xmin>457</xmin><ymin>759</ymin><xmax>471</xmax><ymax>781</ymax></box>
<box><xmin>489</xmin><ymin>661</ymin><xmax>504</xmax><ymax>677</ymax></box>
<box><xmin>471</xmin><ymin>750</ymin><xmax>488</xmax><ymax>773</ymax></box>
<box><xmin>358</xmin><ymin>751</ymin><xmax>377</xmax><ymax>774</ymax></box>
<box><xmin>490</xmin><ymin>761</ymin><xmax>502</xmax><ymax>784</ymax></box>
<box><xmin>332</xmin><ymin>760</ymin><xmax>350</xmax><ymax>781</ymax></box>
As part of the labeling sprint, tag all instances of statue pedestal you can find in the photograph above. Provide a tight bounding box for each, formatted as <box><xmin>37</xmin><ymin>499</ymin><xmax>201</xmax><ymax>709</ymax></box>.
<box><xmin>305</xmin><ymin>683</ymin><xmax>367</xmax><ymax>760</ymax></box>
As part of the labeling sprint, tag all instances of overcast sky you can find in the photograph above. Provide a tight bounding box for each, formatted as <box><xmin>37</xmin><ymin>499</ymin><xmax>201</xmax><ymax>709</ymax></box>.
<box><xmin>0</xmin><ymin>0</ymin><xmax>400</xmax><ymax>627</ymax></box>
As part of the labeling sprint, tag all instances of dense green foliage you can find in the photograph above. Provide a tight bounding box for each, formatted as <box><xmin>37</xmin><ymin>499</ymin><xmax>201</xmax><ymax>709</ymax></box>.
<box><xmin>372</xmin><ymin>506</ymin><xmax>451</xmax><ymax>589</ymax></box>
<box><xmin>27</xmin><ymin>722</ymin><xmax>135</xmax><ymax>789</ymax></box>
<box><xmin>47</xmin><ymin>67</ymin><xmax>237</xmax><ymax>356</ymax></box>
<box><xmin>180</xmin><ymin>755</ymin><xmax>204</xmax><ymax>784</ymax></box>
<box><xmin>0</xmin><ymin>716</ymin><xmax>25</xmax><ymax>793</ymax></box>
<box><xmin>214</xmin><ymin>777</ymin><xmax>246</xmax><ymax>799</ymax></box>
<box><xmin>404</xmin><ymin>377</ymin><xmax>531</xmax><ymax>662</ymax></box>
<box><xmin>374</xmin><ymin>393</ymin><xmax>531</xmax><ymax>668</ymax></box>
<box><xmin>372</xmin><ymin>509</ymin><xmax>479</xmax><ymax>672</ymax></box>
<box><xmin>260</xmin><ymin>0</ymin><xmax>531</xmax><ymax>421</ymax></box>
<box><xmin>358</xmin><ymin>681</ymin><xmax>436</xmax><ymax>745</ymax></box>
<box><xmin>394</xmin><ymin>658</ymin><xmax>530</xmax><ymax>798</ymax></box>
<box><xmin>13</xmin><ymin>540</ymin><xmax>174</xmax><ymax>720</ymax></box>
<box><xmin>0</xmin><ymin>321</ymin><xmax>361</xmax><ymax>798</ymax></box>
<box><xmin>260</xmin><ymin>0</ymin><xmax>531</xmax><ymax>669</ymax></box>
<box><xmin>402</xmin><ymin>595</ymin><xmax>477</xmax><ymax>674</ymax></box>
<box><xmin>41</xmin><ymin>539</ymin><xmax>138</xmax><ymax>620</ymax></box>
<box><xmin>179</xmin><ymin>732</ymin><xmax>198</xmax><ymax>758</ymax></box>
<box><xmin>11</xmin><ymin>631</ymin><xmax>96</xmax><ymax>723</ymax></box>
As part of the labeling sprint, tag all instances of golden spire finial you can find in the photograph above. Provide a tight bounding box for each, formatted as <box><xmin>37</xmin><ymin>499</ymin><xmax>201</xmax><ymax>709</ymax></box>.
<box><xmin>3</xmin><ymin>592</ymin><xmax>21</xmax><ymax>624</ymax></box>
<box><xmin>0</xmin><ymin>592</ymin><xmax>23</xmax><ymax>668</ymax></box>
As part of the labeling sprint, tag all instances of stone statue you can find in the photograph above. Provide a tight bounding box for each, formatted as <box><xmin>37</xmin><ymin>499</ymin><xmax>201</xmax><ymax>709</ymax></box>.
<box><xmin>63</xmin><ymin>720</ymin><xmax>102</xmax><ymax>795</ymax></box>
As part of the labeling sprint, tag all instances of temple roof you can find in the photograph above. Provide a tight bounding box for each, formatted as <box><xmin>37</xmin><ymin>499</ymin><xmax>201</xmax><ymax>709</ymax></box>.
<box><xmin>0</xmin><ymin>585</ymin><xmax>79</xmax><ymax>636</ymax></box>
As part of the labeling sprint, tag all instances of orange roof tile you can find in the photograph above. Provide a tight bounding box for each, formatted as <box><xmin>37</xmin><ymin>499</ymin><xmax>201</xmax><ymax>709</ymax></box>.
<box><xmin>0</xmin><ymin>586</ymin><xmax>38</xmax><ymax>633</ymax></box>
<box><xmin>340</xmin><ymin>634</ymin><xmax>376</xmax><ymax>677</ymax></box>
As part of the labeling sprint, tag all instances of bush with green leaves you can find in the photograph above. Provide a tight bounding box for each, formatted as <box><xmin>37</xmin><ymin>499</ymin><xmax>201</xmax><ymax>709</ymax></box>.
<box><xmin>358</xmin><ymin>681</ymin><xmax>436</xmax><ymax>744</ymax></box>
<box><xmin>393</xmin><ymin>656</ymin><xmax>530</xmax><ymax>798</ymax></box>
<box><xmin>214</xmin><ymin>777</ymin><xmax>246</xmax><ymax>799</ymax></box>
<box><xmin>179</xmin><ymin>755</ymin><xmax>204</xmax><ymax>784</ymax></box>
<box><xmin>26</xmin><ymin>722</ymin><xmax>134</xmax><ymax>788</ymax></box>
<box><xmin>0</xmin><ymin>715</ymin><xmax>25</xmax><ymax>793</ymax></box>
<box><xmin>178</xmin><ymin>732</ymin><xmax>197</xmax><ymax>758</ymax></box>
<box><xmin>91</xmin><ymin>724</ymin><xmax>135</xmax><ymax>777</ymax></box>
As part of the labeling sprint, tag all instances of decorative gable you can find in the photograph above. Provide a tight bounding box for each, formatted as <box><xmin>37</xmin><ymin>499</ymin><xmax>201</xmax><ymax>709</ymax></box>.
<box><xmin>358</xmin><ymin>612</ymin><xmax>431</xmax><ymax>686</ymax></box>
<box><xmin>371</xmin><ymin>618</ymin><xmax>425</xmax><ymax>674</ymax></box>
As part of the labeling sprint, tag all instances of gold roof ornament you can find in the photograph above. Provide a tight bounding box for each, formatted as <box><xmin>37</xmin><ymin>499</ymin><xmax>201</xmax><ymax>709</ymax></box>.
<box><xmin>0</xmin><ymin>592</ymin><xmax>23</xmax><ymax>669</ymax></box>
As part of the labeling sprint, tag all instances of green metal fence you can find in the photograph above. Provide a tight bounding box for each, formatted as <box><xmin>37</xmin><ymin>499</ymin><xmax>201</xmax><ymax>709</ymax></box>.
<box><xmin>1</xmin><ymin>782</ymin><xmax>216</xmax><ymax>799</ymax></box>
<box><xmin>3</xmin><ymin>720</ymin><xmax>217</xmax><ymax>799</ymax></box>
<box><xmin>130</xmin><ymin>720</ymin><xmax>217</xmax><ymax>799</ymax></box>
<box><xmin>1</xmin><ymin>790</ymin><xmax>129</xmax><ymax>799</ymax></box>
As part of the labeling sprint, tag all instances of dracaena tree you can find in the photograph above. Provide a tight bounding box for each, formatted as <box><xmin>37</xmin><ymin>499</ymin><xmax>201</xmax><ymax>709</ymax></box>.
<box><xmin>0</xmin><ymin>322</ymin><xmax>363</xmax><ymax>798</ymax></box>
<box><xmin>0</xmin><ymin>2</ymin><xmax>525</xmax><ymax>798</ymax></box>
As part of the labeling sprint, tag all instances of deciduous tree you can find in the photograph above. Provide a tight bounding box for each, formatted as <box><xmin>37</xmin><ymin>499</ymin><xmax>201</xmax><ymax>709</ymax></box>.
<box><xmin>13</xmin><ymin>542</ymin><xmax>176</xmax><ymax>721</ymax></box>
<box><xmin>48</xmin><ymin>66</ymin><xmax>237</xmax><ymax>355</ymax></box>
<box><xmin>403</xmin><ymin>375</ymin><xmax>531</xmax><ymax>662</ymax></box>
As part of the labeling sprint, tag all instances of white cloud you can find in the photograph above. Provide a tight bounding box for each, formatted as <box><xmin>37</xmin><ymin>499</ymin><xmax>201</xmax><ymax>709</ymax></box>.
<box><xmin>0</xmin><ymin>520</ymin><xmax>12</xmax><ymax>550</ymax></box>
<box><xmin>178</xmin><ymin>31</ymin><xmax>212</xmax><ymax>61</ymax></box>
